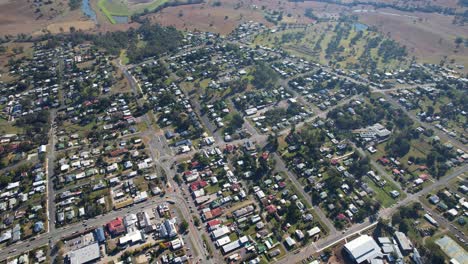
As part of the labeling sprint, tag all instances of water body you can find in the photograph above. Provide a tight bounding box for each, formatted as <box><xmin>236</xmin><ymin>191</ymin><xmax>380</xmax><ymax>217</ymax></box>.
<box><xmin>112</xmin><ymin>15</ymin><xmax>129</xmax><ymax>24</ymax></box>
<box><xmin>353</xmin><ymin>22</ymin><xmax>368</xmax><ymax>31</ymax></box>
<box><xmin>82</xmin><ymin>0</ymin><xmax>97</xmax><ymax>23</ymax></box>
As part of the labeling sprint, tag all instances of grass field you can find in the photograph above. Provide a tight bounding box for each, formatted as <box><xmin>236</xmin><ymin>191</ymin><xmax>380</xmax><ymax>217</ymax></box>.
<box><xmin>97</xmin><ymin>0</ymin><xmax>170</xmax><ymax>24</ymax></box>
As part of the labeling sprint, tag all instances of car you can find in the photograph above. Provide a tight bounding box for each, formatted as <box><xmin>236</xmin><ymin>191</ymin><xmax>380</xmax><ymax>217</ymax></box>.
<box><xmin>9</xmin><ymin>249</ymin><xmax>17</xmax><ymax>253</ymax></box>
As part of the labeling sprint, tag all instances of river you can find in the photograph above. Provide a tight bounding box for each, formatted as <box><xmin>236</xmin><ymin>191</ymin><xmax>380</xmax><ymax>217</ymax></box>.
<box><xmin>82</xmin><ymin>0</ymin><xmax>97</xmax><ymax>23</ymax></box>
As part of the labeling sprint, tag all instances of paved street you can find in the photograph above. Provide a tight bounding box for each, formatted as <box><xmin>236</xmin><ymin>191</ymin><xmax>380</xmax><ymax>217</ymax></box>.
<box><xmin>46</xmin><ymin>110</ymin><xmax>57</xmax><ymax>234</ymax></box>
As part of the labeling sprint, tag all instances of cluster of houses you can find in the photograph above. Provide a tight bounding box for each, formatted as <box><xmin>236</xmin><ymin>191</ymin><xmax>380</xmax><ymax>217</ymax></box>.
<box><xmin>228</xmin><ymin>22</ymin><xmax>269</xmax><ymax>43</ymax></box>
<box><xmin>0</xmin><ymin>44</ymin><xmax>60</xmax><ymax>121</ymax></box>
<box><xmin>180</xmin><ymin>147</ymin><xmax>299</xmax><ymax>261</ymax></box>
<box><xmin>51</xmin><ymin>79</ymin><xmax>163</xmax><ymax>225</ymax></box>
<box><xmin>284</xmin><ymin>128</ymin><xmax>399</xmax><ymax>228</ymax></box>
<box><xmin>271</xmin><ymin>59</ymin><xmax>312</xmax><ymax>78</ymax></box>
<box><xmin>390</xmin><ymin>86</ymin><xmax>466</xmax><ymax>143</ymax></box>
<box><xmin>256</xmin><ymin>98</ymin><xmax>313</xmax><ymax>133</ymax></box>
<box><xmin>0</xmin><ymin>162</ymin><xmax>47</xmax><ymax>244</ymax></box>
<box><xmin>234</xmin><ymin>88</ymin><xmax>292</xmax><ymax>117</ymax></box>
<box><xmin>427</xmin><ymin>182</ymin><xmax>468</xmax><ymax>243</ymax></box>
<box><xmin>62</xmin><ymin>45</ymin><xmax>116</xmax><ymax>101</ymax></box>
<box><xmin>250</xmin><ymin>174</ymin><xmax>323</xmax><ymax>250</ymax></box>
<box><xmin>55</xmin><ymin>130</ymin><xmax>158</xmax><ymax>224</ymax></box>
<box><xmin>132</xmin><ymin>64</ymin><xmax>203</xmax><ymax>152</ymax></box>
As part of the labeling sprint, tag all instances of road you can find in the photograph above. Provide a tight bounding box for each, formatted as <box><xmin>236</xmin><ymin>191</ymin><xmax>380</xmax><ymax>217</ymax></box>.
<box><xmin>46</xmin><ymin>110</ymin><xmax>57</xmax><ymax>234</ymax></box>
<box><xmin>0</xmin><ymin>193</ymin><xmax>197</xmax><ymax>261</ymax></box>
<box><xmin>117</xmin><ymin>61</ymin><xmax>219</xmax><ymax>263</ymax></box>
<box><xmin>353</xmin><ymin>144</ymin><xmax>403</xmax><ymax>191</ymax></box>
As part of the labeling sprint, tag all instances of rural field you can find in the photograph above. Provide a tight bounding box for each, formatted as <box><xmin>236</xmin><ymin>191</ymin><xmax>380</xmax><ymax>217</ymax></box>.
<box><xmin>146</xmin><ymin>0</ymin><xmax>349</xmax><ymax>35</ymax></box>
<box><xmin>356</xmin><ymin>8</ymin><xmax>468</xmax><ymax>67</ymax></box>
<box><xmin>0</xmin><ymin>0</ymin><xmax>97</xmax><ymax>36</ymax></box>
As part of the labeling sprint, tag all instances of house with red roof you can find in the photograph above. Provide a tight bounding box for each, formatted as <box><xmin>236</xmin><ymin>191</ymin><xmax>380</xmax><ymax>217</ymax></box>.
<box><xmin>107</xmin><ymin>217</ymin><xmax>125</xmax><ymax>236</ymax></box>
<box><xmin>336</xmin><ymin>213</ymin><xmax>347</xmax><ymax>221</ymax></box>
<box><xmin>190</xmin><ymin>180</ymin><xmax>208</xmax><ymax>192</ymax></box>
<box><xmin>419</xmin><ymin>174</ymin><xmax>430</xmax><ymax>181</ymax></box>
<box><xmin>203</xmin><ymin>208</ymin><xmax>223</xmax><ymax>221</ymax></box>
<box><xmin>266</xmin><ymin>205</ymin><xmax>277</xmax><ymax>214</ymax></box>
<box><xmin>190</xmin><ymin>161</ymin><xmax>199</xmax><ymax>168</ymax></box>
<box><xmin>378</xmin><ymin>157</ymin><xmax>390</xmax><ymax>165</ymax></box>
<box><xmin>206</xmin><ymin>219</ymin><xmax>222</xmax><ymax>230</ymax></box>
<box><xmin>109</xmin><ymin>148</ymin><xmax>128</xmax><ymax>157</ymax></box>
<box><xmin>225</xmin><ymin>145</ymin><xmax>235</xmax><ymax>153</ymax></box>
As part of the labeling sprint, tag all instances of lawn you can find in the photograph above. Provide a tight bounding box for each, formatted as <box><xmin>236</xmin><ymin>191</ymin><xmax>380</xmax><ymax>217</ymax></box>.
<box><xmin>63</xmin><ymin>120</ymin><xmax>97</xmax><ymax>137</ymax></box>
<box><xmin>205</xmin><ymin>184</ymin><xmax>220</xmax><ymax>194</ymax></box>
<box><xmin>363</xmin><ymin>177</ymin><xmax>398</xmax><ymax>208</ymax></box>
<box><xmin>119</xmin><ymin>50</ymin><xmax>129</xmax><ymax>65</ymax></box>
<box><xmin>0</xmin><ymin>118</ymin><xmax>21</xmax><ymax>134</ymax></box>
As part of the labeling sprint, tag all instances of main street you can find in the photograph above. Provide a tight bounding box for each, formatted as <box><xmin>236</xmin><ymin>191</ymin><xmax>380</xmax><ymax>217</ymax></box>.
<box><xmin>0</xmin><ymin>193</ymin><xmax>202</xmax><ymax>261</ymax></box>
<box><xmin>118</xmin><ymin>60</ymin><xmax>219</xmax><ymax>263</ymax></box>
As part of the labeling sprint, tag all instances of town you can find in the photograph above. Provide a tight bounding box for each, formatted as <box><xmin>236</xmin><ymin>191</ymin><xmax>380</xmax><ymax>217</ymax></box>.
<box><xmin>0</xmin><ymin>14</ymin><xmax>467</xmax><ymax>264</ymax></box>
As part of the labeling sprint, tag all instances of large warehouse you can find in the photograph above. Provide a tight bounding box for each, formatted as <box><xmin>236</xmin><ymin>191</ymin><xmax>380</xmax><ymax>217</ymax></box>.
<box><xmin>344</xmin><ymin>235</ymin><xmax>383</xmax><ymax>263</ymax></box>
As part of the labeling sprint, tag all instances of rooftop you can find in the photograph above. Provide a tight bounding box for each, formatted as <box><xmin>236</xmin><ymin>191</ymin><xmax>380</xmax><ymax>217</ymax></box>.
<box><xmin>68</xmin><ymin>242</ymin><xmax>100</xmax><ymax>264</ymax></box>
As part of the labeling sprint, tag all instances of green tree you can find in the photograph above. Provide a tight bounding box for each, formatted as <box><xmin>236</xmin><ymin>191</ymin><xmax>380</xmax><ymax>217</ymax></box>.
<box><xmin>251</xmin><ymin>62</ymin><xmax>279</xmax><ymax>89</ymax></box>
<box><xmin>226</xmin><ymin>113</ymin><xmax>244</xmax><ymax>134</ymax></box>
<box><xmin>285</xmin><ymin>203</ymin><xmax>301</xmax><ymax>224</ymax></box>
<box><xmin>267</xmin><ymin>134</ymin><xmax>279</xmax><ymax>151</ymax></box>
<box><xmin>179</xmin><ymin>220</ymin><xmax>189</xmax><ymax>234</ymax></box>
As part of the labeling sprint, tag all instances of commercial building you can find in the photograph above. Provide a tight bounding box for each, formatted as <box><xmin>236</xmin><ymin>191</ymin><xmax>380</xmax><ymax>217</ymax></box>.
<box><xmin>211</xmin><ymin>226</ymin><xmax>231</xmax><ymax>240</ymax></box>
<box><xmin>68</xmin><ymin>243</ymin><xmax>100</xmax><ymax>264</ymax></box>
<box><xmin>160</xmin><ymin>218</ymin><xmax>178</xmax><ymax>238</ymax></box>
<box><xmin>394</xmin><ymin>231</ymin><xmax>412</xmax><ymax>253</ymax></box>
<box><xmin>344</xmin><ymin>235</ymin><xmax>383</xmax><ymax>263</ymax></box>
<box><xmin>119</xmin><ymin>231</ymin><xmax>144</xmax><ymax>245</ymax></box>
<box><xmin>107</xmin><ymin>217</ymin><xmax>125</xmax><ymax>236</ymax></box>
